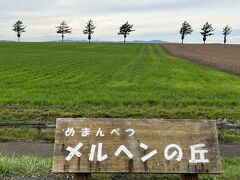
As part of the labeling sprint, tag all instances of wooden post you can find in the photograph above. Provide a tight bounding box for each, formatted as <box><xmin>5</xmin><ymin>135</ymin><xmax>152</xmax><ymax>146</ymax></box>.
<box><xmin>181</xmin><ymin>174</ymin><xmax>199</xmax><ymax>180</ymax></box>
<box><xmin>37</xmin><ymin>127</ymin><xmax>42</xmax><ymax>137</ymax></box>
<box><xmin>74</xmin><ymin>173</ymin><xmax>91</xmax><ymax>180</ymax></box>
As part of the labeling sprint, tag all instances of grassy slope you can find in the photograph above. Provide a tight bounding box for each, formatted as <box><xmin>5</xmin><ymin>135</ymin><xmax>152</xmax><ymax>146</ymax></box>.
<box><xmin>0</xmin><ymin>42</ymin><xmax>240</xmax><ymax>122</ymax></box>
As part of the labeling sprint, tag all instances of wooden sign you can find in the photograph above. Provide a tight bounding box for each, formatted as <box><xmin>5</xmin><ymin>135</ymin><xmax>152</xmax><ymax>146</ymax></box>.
<box><xmin>53</xmin><ymin>118</ymin><xmax>221</xmax><ymax>174</ymax></box>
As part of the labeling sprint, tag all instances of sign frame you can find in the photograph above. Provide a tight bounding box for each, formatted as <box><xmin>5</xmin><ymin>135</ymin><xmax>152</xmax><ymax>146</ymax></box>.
<box><xmin>53</xmin><ymin>118</ymin><xmax>221</xmax><ymax>179</ymax></box>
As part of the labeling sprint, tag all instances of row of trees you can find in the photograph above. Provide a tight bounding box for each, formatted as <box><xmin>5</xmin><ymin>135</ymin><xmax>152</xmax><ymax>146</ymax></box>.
<box><xmin>12</xmin><ymin>20</ymin><xmax>232</xmax><ymax>44</ymax></box>
<box><xmin>12</xmin><ymin>20</ymin><xmax>135</xmax><ymax>43</ymax></box>
<box><xmin>180</xmin><ymin>21</ymin><xmax>232</xmax><ymax>44</ymax></box>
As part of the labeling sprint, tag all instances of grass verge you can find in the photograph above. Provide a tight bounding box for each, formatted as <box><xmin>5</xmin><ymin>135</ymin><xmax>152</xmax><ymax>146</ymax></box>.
<box><xmin>0</xmin><ymin>124</ymin><xmax>240</xmax><ymax>143</ymax></box>
<box><xmin>0</xmin><ymin>156</ymin><xmax>239</xmax><ymax>179</ymax></box>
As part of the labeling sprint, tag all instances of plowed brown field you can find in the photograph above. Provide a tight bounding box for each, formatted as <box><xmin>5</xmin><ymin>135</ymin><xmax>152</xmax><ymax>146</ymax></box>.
<box><xmin>161</xmin><ymin>44</ymin><xmax>240</xmax><ymax>75</ymax></box>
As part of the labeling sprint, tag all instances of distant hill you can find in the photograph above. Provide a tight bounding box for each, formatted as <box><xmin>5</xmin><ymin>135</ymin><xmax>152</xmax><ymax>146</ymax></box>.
<box><xmin>47</xmin><ymin>40</ymin><xmax>88</xmax><ymax>43</ymax></box>
<box><xmin>0</xmin><ymin>40</ymin><xmax>14</xmax><ymax>42</ymax></box>
<box><xmin>46</xmin><ymin>39</ymin><xmax>168</xmax><ymax>44</ymax></box>
<box><xmin>129</xmin><ymin>40</ymin><xmax>168</xmax><ymax>44</ymax></box>
<box><xmin>0</xmin><ymin>39</ymin><xmax>168</xmax><ymax>44</ymax></box>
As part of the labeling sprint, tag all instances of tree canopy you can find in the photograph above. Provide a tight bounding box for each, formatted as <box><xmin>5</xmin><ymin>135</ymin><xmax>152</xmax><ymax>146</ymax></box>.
<box><xmin>200</xmin><ymin>22</ymin><xmax>214</xmax><ymax>44</ymax></box>
<box><xmin>83</xmin><ymin>20</ymin><xmax>96</xmax><ymax>43</ymax></box>
<box><xmin>12</xmin><ymin>20</ymin><xmax>26</xmax><ymax>42</ymax></box>
<box><xmin>223</xmin><ymin>25</ymin><xmax>232</xmax><ymax>44</ymax></box>
<box><xmin>179</xmin><ymin>21</ymin><xmax>193</xmax><ymax>44</ymax></box>
<box><xmin>56</xmin><ymin>21</ymin><xmax>72</xmax><ymax>42</ymax></box>
<box><xmin>118</xmin><ymin>22</ymin><xmax>135</xmax><ymax>43</ymax></box>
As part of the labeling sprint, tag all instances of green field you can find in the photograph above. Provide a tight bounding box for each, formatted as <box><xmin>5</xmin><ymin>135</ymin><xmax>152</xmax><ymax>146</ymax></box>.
<box><xmin>0</xmin><ymin>42</ymin><xmax>240</xmax><ymax>122</ymax></box>
<box><xmin>0</xmin><ymin>42</ymin><xmax>240</xmax><ymax>178</ymax></box>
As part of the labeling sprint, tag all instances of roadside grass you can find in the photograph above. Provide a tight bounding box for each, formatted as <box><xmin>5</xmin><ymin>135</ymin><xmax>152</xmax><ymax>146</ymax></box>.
<box><xmin>0</xmin><ymin>156</ymin><xmax>239</xmax><ymax>180</ymax></box>
<box><xmin>1</xmin><ymin>105</ymin><xmax>240</xmax><ymax>123</ymax></box>
<box><xmin>0</xmin><ymin>127</ymin><xmax>55</xmax><ymax>142</ymax></box>
<box><xmin>0</xmin><ymin>156</ymin><xmax>51</xmax><ymax>177</ymax></box>
<box><xmin>218</xmin><ymin>129</ymin><xmax>240</xmax><ymax>144</ymax></box>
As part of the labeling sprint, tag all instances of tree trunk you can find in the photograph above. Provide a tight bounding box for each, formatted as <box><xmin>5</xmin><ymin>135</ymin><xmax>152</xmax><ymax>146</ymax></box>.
<box><xmin>88</xmin><ymin>33</ymin><xmax>91</xmax><ymax>43</ymax></box>
<box><xmin>17</xmin><ymin>33</ymin><xmax>20</xmax><ymax>42</ymax></box>
<box><xmin>62</xmin><ymin>34</ymin><xmax>64</xmax><ymax>43</ymax></box>
<box><xmin>181</xmin><ymin>35</ymin><xmax>184</xmax><ymax>44</ymax></box>
<box><xmin>203</xmin><ymin>36</ymin><xmax>206</xmax><ymax>45</ymax></box>
<box><xmin>124</xmin><ymin>37</ymin><xmax>126</xmax><ymax>44</ymax></box>
<box><xmin>224</xmin><ymin>36</ymin><xmax>226</xmax><ymax>44</ymax></box>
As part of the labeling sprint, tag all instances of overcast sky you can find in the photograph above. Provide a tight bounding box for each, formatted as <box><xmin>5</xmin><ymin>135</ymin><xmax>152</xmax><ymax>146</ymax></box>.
<box><xmin>1</xmin><ymin>0</ymin><xmax>240</xmax><ymax>43</ymax></box>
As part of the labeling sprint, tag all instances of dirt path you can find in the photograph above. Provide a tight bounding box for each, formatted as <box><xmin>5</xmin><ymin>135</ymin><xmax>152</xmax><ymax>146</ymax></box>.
<box><xmin>161</xmin><ymin>44</ymin><xmax>240</xmax><ymax>76</ymax></box>
<box><xmin>0</xmin><ymin>142</ymin><xmax>239</xmax><ymax>158</ymax></box>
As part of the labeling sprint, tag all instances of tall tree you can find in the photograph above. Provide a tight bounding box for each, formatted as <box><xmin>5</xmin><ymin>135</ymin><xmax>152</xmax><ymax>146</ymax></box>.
<box><xmin>200</xmin><ymin>22</ymin><xmax>214</xmax><ymax>44</ymax></box>
<box><xmin>179</xmin><ymin>21</ymin><xmax>193</xmax><ymax>44</ymax></box>
<box><xmin>56</xmin><ymin>21</ymin><xmax>72</xmax><ymax>43</ymax></box>
<box><xmin>83</xmin><ymin>20</ymin><xmax>96</xmax><ymax>43</ymax></box>
<box><xmin>223</xmin><ymin>25</ymin><xmax>232</xmax><ymax>44</ymax></box>
<box><xmin>118</xmin><ymin>22</ymin><xmax>135</xmax><ymax>43</ymax></box>
<box><xmin>12</xmin><ymin>20</ymin><xmax>26</xmax><ymax>42</ymax></box>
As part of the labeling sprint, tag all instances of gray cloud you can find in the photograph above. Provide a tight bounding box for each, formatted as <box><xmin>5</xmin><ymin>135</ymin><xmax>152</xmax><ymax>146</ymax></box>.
<box><xmin>0</xmin><ymin>0</ymin><xmax>239</xmax><ymax>43</ymax></box>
